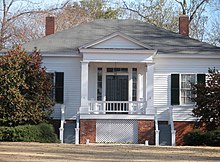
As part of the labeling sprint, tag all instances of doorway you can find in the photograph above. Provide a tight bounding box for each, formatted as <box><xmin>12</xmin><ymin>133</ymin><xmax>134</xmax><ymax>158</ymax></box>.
<box><xmin>106</xmin><ymin>75</ymin><xmax>128</xmax><ymax>113</ymax></box>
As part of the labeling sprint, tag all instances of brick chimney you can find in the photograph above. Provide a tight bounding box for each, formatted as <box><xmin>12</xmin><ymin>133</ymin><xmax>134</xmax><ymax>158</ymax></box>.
<box><xmin>45</xmin><ymin>16</ymin><xmax>55</xmax><ymax>36</ymax></box>
<box><xmin>179</xmin><ymin>15</ymin><xmax>189</xmax><ymax>36</ymax></box>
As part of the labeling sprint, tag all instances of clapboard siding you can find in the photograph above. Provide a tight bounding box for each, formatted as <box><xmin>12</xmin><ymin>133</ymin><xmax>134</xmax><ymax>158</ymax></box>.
<box><xmin>154</xmin><ymin>56</ymin><xmax>220</xmax><ymax>121</ymax></box>
<box><xmin>42</xmin><ymin>56</ymin><xmax>81</xmax><ymax>119</ymax></box>
<box><xmin>154</xmin><ymin>74</ymin><xmax>169</xmax><ymax>106</ymax></box>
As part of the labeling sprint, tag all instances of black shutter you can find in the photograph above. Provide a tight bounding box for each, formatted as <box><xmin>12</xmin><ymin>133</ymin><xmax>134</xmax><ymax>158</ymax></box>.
<box><xmin>171</xmin><ymin>74</ymin><xmax>179</xmax><ymax>105</ymax></box>
<box><xmin>197</xmin><ymin>74</ymin><xmax>205</xmax><ymax>84</ymax></box>
<box><xmin>55</xmin><ymin>72</ymin><xmax>64</xmax><ymax>103</ymax></box>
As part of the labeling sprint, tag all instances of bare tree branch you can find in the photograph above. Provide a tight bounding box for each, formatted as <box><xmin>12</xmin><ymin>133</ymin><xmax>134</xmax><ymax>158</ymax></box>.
<box><xmin>189</xmin><ymin>0</ymin><xmax>208</xmax><ymax>23</ymax></box>
<box><xmin>7</xmin><ymin>0</ymin><xmax>70</xmax><ymax>22</ymax></box>
<box><xmin>121</xmin><ymin>0</ymin><xmax>146</xmax><ymax>19</ymax></box>
<box><xmin>174</xmin><ymin>0</ymin><xmax>185</xmax><ymax>15</ymax></box>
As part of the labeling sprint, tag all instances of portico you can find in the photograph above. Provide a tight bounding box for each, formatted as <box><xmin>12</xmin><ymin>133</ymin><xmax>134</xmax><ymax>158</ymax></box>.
<box><xmin>78</xmin><ymin>33</ymin><xmax>157</xmax><ymax>117</ymax></box>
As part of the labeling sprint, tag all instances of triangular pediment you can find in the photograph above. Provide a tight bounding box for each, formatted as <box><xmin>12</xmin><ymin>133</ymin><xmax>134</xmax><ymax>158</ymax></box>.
<box><xmin>80</xmin><ymin>32</ymin><xmax>152</xmax><ymax>50</ymax></box>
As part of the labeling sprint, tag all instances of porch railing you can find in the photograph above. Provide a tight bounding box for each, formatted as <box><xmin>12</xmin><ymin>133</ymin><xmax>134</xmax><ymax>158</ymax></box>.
<box><xmin>87</xmin><ymin>101</ymin><xmax>147</xmax><ymax>114</ymax></box>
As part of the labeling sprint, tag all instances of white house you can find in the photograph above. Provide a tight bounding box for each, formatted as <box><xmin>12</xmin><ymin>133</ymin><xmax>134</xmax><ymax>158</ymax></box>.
<box><xmin>23</xmin><ymin>16</ymin><xmax>220</xmax><ymax>145</ymax></box>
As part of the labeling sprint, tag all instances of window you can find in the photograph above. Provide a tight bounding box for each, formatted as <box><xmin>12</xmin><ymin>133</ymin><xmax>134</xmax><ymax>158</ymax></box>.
<box><xmin>132</xmin><ymin>68</ymin><xmax>137</xmax><ymax>101</ymax></box>
<box><xmin>181</xmin><ymin>74</ymin><xmax>195</xmax><ymax>104</ymax></box>
<box><xmin>97</xmin><ymin>68</ymin><xmax>102</xmax><ymax>101</ymax></box>
<box><xmin>171</xmin><ymin>74</ymin><xmax>205</xmax><ymax>105</ymax></box>
<box><xmin>107</xmin><ymin>68</ymin><xmax>128</xmax><ymax>73</ymax></box>
<box><xmin>47</xmin><ymin>72</ymin><xmax>64</xmax><ymax>103</ymax></box>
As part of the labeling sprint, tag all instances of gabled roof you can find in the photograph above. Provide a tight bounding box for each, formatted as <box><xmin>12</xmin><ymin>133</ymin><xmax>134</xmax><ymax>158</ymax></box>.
<box><xmin>22</xmin><ymin>19</ymin><xmax>220</xmax><ymax>55</ymax></box>
<box><xmin>79</xmin><ymin>32</ymin><xmax>153</xmax><ymax>50</ymax></box>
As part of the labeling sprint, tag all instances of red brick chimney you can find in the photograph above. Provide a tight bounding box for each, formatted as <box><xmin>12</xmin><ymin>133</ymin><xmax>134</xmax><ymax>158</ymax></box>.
<box><xmin>45</xmin><ymin>16</ymin><xmax>55</xmax><ymax>36</ymax></box>
<box><xmin>179</xmin><ymin>15</ymin><xmax>189</xmax><ymax>36</ymax></box>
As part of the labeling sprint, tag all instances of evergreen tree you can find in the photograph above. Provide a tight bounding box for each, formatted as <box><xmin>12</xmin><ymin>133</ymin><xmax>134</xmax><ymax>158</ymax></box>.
<box><xmin>192</xmin><ymin>68</ymin><xmax>220</xmax><ymax>130</ymax></box>
<box><xmin>0</xmin><ymin>46</ymin><xmax>53</xmax><ymax>126</ymax></box>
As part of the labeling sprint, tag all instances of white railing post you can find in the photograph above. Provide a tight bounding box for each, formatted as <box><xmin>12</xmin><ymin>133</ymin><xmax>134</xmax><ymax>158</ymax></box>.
<box><xmin>171</xmin><ymin>130</ymin><xmax>176</xmax><ymax>146</ymax></box>
<box><xmin>154</xmin><ymin>107</ymin><xmax>160</xmax><ymax>146</ymax></box>
<box><xmin>75</xmin><ymin>112</ymin><xmax>80</xmax><ymax>144</ymax></box>
<box><xmin>155</xmin><ymin>130</ymin><xmax>160</xmax><ymax>146</ymax></box>
<box><xmin>59</xmin><ymin>104</ymin><xmax>65</xmax><ymax>144</ymax></box>
<box><xmin>169</xmin><ymin>107</ymin><xmax>176</xmax><ymax>146</ymax></box>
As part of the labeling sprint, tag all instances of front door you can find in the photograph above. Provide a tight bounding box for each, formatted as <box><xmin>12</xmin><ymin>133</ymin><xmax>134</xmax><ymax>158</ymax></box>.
<box><xmin>106</xmin><ymin>75</ymin><xmax>128</xmax><ymax>113</ymax></box>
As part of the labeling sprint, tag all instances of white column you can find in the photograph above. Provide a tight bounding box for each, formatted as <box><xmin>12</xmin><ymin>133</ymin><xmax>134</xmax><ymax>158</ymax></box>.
<box><xmin>171</xmin><ymin>130</ymin><xmax>176</xmax><ymax>146</ymax></box>
<box><xmin>155</xmin><ymin>130</ymin><xmax>160</xmax><ymax>146</ymax></box>
<box><xmin>137</xmin><ymin>69</ymin><xmax>143</xmax><ymax>101</ymax></box>
<box><xmin>128</xmin><ymin>68</ymin><xmax>133</xmax><ymax>113</ymax></box>
<box><xmin>75</xmin><ymin>112</ymin><xmax>80</xmax><ymax>144</ymax></box>
<box><xmin>59</xmin><ymin>104</ymin><xmax>65</xmax><ymax>144</ymax></box>
<box><xmin>102</xmin><ymin>68</ymin><xmax>106</xmax><ymax>113</ymax></box>
<box><xmin>80</xmin><ymin>61</ymin><xmax>89</xmax><ymax>113</ymax></box>
<box><xmin>146</xmin><ymin>63</ymin><xmax>154</xmax><ymax>113</ymax></box>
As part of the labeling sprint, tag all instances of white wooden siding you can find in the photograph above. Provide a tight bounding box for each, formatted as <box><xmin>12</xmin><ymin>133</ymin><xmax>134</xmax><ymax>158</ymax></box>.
<box><xmin>154</xmin><ymin>56</ymin><xmax>220</xmax><ymax>121</ymax></box>
<box><xmin>42</xmin><ymin>56</ymin><xmax>81</xmax><ymax>119</ymax></box>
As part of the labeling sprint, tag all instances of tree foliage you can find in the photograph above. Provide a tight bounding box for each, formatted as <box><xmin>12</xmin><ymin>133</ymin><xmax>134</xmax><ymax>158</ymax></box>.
<box><xmin>0</xmin><ymin>46</ymin><xmax>54</xmax><ymax>126</ymax></box>
<box><xmin>0</xmin><ymin>0</ymin><xmax>69</xmax><ymax>49</ymax></box>
<box><xmin>121</xmin><ymin>0</ymin><xmax>219</xmax><ymax>46</ymax></box>
<box><xmin>192</xmin><ymin>68</ymin><xmax>220</xmax><ymax>130</ymax></box>
<box><xmin>55</xmin><ymin>0</ymin><xmax>121</xmax><ymax>32</ymax></box>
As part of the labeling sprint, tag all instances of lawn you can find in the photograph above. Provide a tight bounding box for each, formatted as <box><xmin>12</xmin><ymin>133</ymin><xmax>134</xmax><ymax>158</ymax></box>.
<box><xmin>0</xmin><ymin>142</ymin><xmax>219</xmax><ymax>162</ymax></box>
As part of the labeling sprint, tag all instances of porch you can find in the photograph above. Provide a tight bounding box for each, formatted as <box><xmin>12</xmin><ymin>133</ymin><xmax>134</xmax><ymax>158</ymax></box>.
<box><xmin>79</xmin><ymin>62</ymin><xmax>155</xmax><ymax>116</ymax></box>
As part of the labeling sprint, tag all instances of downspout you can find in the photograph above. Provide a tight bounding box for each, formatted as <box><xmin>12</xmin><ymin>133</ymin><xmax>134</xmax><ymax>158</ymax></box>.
<box><xmin>75</xmin><ymin>112</ymin><xmax>80</xmax><ymax>144</ymax></box>
<box><xmin>59</xmin><ymin>104</ymin><xmax>65</xmax><ymax>144</ymax></box>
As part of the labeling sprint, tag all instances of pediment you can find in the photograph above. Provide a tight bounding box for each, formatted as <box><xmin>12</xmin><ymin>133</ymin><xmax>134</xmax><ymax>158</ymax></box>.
<box><xmin>80</xmin><ymin>32</ymin><xmax>152</xmax><ymax>50</ymax></box>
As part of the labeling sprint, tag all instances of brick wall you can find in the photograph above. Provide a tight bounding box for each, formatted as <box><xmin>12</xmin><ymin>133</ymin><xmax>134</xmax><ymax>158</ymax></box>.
<box><xmin>138</xmin><ymin>120</ymin><xmax>155</xmax><ymax>145</ymax></box>
<box><xmin>80</xmin><ymin>119</ymin><xmax>96</xmax><ymax>144</ymax></box>
<box><xmin>174</xmin><ymin>121</ymin><xmax>194</xmax><ymax>145</ymax></box>
<box><xmin>45</xmin><ymin>17</ymin><xmax>55</xmax><ymax>36</ymax></box>
<box><xmin>179</xmin><ymin>15</ymin><xmax>189</xmax><ymax>36</ymax></box>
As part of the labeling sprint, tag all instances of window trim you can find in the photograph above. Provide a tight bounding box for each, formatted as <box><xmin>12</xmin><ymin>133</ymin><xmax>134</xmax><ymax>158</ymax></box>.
<box><xmin>179</xmin><ymin>73</ymin><xmax>197</xmax><ymax>106</ymax></box>
<box><xmin>171</xmin><ymin>73</ymin><xmax>205</xmax><ymax>106</ymax></box>
<box><xmin>46</xmin><ymin>71</ymin><xmax>64</xmax><ymax>104</ymax></box>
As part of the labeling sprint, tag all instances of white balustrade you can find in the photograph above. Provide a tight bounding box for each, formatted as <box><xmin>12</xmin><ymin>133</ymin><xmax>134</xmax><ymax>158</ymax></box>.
<box><xmin>86</xmin><ymin>101</ymin><xmax>146</xmax><ymax>114</ymax></box>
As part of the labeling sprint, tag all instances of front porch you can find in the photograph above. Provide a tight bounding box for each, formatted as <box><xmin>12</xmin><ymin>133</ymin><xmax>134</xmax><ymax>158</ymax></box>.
<box><xmin>79</xmin><ymin>63</ymin><xmax>155</xmax><ymax>116</ymax></box>
<box><xmin>73</xmin><ymin>32</ymin><xmax>175</xmax><ymax>145</ymax></box>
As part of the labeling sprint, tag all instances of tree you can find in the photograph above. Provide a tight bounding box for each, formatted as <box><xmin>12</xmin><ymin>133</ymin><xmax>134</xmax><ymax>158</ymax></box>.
<box><xmin>54</xmin><ymin>0</ymin><xmax>121</xmax><ymax>32</ymax></box>
<box><xmin>0</xmin><ymin>45</ymin><xmax>54</xmax><ymax>126</ymax></box>
<box><xmin>0</xmin><ymin>0</ymin><xmax>70</xmax><ymax>49</ymax></box>
<box><xmin>192</xmin><ymin>68</ymin><xmax>220</xmax><ymax>130</ymax></box>
<box><xmin>121</xmin><ymin>0</ymin><xmax>180</xmax><ymax>32</ymax></box>
<box><xmin>121</xmin><ymin>0</ymin><xmax>219</xmax><ymax>46</ymax></box>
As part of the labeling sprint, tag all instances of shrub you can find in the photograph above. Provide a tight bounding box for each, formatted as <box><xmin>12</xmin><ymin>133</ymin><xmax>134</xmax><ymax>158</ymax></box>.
<box><xmin>204</xmin><ymin>129</ymin><xmax>220</xmax><ymax>146</ymax></box>
<box><xmin>0</xmin><ymin>123</ymin><xmax>58</xmax><ymax>143</ymax></box>
<box><xmin>183</xmin><ymin>129</ymin><xmax>220</xmax><ymax>146</ymax></box>
<box><xmin>37</xmin><ymin>123</ymin><xmax>59</xmax><ymax>143</ymax></box>
<box><xmin>183</xmin><ymin>130</ymin><xmax>205</xmax><ymax>146</ymax></box>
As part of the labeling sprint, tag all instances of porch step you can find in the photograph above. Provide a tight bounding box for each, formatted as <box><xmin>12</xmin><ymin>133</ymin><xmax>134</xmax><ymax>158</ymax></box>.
<box><xmin>158</xmin><ymin>121</ymin><xmax>171</xmax><ymax>146</ymax></box>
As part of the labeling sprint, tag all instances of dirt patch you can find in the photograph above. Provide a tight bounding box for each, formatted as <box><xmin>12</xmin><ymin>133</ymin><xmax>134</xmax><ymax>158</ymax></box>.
<box><xmin>0</xmin><ymin>142</ymin><xmax>219</xmax><ymax>162</ymax></box>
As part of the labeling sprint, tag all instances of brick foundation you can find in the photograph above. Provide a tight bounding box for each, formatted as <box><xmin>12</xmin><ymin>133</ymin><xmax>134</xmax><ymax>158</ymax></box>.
<box><xmin>80</xmin><ymin>119</ymin><xmax>96</xmax><ymax>144</ymax></box>
<box><xmin>138</xmin><ymin>120</ymin><xmax>155</xmax><ymax>145</ymax></box>
<box><xmin>174</xmin><ymin>121</ymin><xmax>194</xmax><ymax>145</ymax></box>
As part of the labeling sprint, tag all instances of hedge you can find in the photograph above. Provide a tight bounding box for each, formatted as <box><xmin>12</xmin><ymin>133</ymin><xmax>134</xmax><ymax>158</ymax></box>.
<box><xmin>183</xmin><ymin>129</ymin><xmax>220</xmax><ymax>146</ymax></box>
<box><xmin>0</xmin><ymin>123</ymin><xmax>58</xmax><ymax>143</ymax></box>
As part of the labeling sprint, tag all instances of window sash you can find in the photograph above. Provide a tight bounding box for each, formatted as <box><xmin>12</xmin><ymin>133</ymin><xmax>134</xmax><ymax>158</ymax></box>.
<box><xmin>180</xmin><ymin>74</ymin><xmax>196</xmax><ymax>105</ymax></box>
